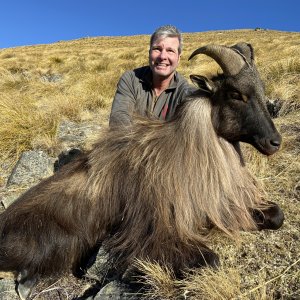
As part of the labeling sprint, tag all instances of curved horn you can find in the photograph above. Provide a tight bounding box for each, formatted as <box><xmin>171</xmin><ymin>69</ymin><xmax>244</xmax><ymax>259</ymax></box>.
<box><xmin>188</xmin><ymin>44</ymin><xmax>246</xmax><ymax>76</ymax></box>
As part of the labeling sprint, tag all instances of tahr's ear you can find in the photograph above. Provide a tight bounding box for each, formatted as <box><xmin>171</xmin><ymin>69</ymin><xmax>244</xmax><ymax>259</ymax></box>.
<box><xmin>231</xmin><ymin>42</ymin><xmax>255</xmax><ymax>63</ymax></box>
<box><xmin>190</xmin><ymin>74</ymin><xmax>215</xmax><ymax>94</ymax></box>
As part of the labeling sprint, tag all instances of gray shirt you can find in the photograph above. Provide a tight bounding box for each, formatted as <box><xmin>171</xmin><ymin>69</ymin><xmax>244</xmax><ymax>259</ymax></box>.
<box><xmin>109</xmin><ymin>66</ymin><xmax>192</xmax><ymax>126</ymax></box>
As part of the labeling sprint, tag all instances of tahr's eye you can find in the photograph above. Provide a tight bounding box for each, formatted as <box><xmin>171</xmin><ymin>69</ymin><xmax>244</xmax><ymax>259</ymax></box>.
<box><xmin>229</xmin><ymin>91</ymin><xmax>247</xmax><ymax>102</ymax></box>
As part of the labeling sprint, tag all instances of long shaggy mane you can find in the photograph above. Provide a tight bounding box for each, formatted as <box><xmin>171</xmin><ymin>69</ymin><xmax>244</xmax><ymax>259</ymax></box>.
<box><xmin>85</xmin><ymin>96</ymin><xmax>264</xmax><ymax>269</ymax></box>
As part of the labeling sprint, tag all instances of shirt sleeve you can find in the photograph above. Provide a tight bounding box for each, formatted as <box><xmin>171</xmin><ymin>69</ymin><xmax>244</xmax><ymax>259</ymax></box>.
<box><xmin>109</xmin><ymin>71</ymin><xmax>136</xmax><ymax>127</ymax></box>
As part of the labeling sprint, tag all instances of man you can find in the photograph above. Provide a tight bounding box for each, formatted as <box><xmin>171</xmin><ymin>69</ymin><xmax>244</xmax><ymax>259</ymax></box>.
<box><xmin>109</xmin><ymin>25</ymin><xmax>192</xmax><ymax>127</ymax></box>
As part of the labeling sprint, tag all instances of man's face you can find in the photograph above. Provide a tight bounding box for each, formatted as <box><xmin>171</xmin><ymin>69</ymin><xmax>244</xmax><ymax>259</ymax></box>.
<box><xmin>149</xmin><ymin>37</ymin><xmax>181</xmax><ymax>80</ymax></box>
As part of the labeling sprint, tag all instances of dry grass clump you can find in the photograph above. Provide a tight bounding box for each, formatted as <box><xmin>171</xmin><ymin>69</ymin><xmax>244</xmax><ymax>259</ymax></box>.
<box><xmin>180</xmin><ymin>268</ymin><xmax>241</xmax><ymax>300</ymax></box>
<box><xmin>136</xmin><ymin>258</ymin><xmax>242</xmax><ymax>300</ymax></box>
<box><xmin>134</xmin><ymin>259</ymin><xmax>179</xmax><ymax>299</ymax></box>
<box><xmin>0</xmin><ymin>94</ymin><xmax>57</xmax><ymax>161</ymax></box>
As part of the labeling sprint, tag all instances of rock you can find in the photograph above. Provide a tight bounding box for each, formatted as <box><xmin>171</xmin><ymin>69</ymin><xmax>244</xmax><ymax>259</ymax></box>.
<box><xmin>57</xmin><ymin>119</ymin><xmax>101</xmax><ymax>151</ymax></box>
<box><xmin>6</xmin><ymin>150</ymin><xmax>55</xmax><ymax>187</ymax></box>
<box><xmin>82</xmin><ymin>248</ymin><xmax>142</xmax><ymax>299</ymax></box>
<box><xmin>53</xmin><ymin>119</ymin><xmax>102</xmax><ymax>171</ymax></box>
<box><xmin>0</xmin><ymin>161</ymin><xmax>12</xmax><ymax>188</ymax></box>
<box><xmin>93</xmin><ymin>281</ymin><xmax>139</xmax><ymax>300</ymax></box>
<box><xmin>266</xmin><ymin>98</ymin><xmax>282</xmax><ymax>118</ymax></box>
<box><xmin>0</xmin><ymin>278</ymin><xmax>19</xmax><ymax>300</ymax></box>
<box><xmin>40</xmin><ymin>73</ymin><xmax>63</xmax><ymax>83</ymax></box>
<box><xmin>1</xmin><ymin>191</ymin><xmax>23</xmax><ymax>209</ymax></box>
<box><xmin>85</xmin><ymin>247</ymin><xmax>112</xmax><ymax>282</ymax></box>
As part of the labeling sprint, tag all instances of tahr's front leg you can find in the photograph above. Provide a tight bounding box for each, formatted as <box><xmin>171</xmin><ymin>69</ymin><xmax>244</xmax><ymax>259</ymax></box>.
<box><xmin>17</xmin><ymin>270</ymin><xmax>38</xmax><ymax>300</ymax></box>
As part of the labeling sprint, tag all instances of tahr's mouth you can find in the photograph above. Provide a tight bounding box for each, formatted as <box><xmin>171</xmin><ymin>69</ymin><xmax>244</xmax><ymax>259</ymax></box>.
<box><xmin>253</xmin><ymin>137</ymin><xmax>281</xmax><ymax>156</ymax></box>
<box><xmin>239</xmin><ymin>135</ymin><xmax>281</xmax><ymax>156</ymax></box>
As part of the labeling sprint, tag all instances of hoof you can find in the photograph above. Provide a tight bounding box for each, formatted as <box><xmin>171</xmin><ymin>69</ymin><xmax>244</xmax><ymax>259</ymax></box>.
<box><xmin>16</xmin><ymin>270</ymin><xmax>37</xmax><ymax>300</ymax></box>
<box><xmin>252</xmin><ymin>202</ymin><xmax>284</xmax><ymax>230</ymax></box>
<box><xmin>122</xmin><ymin>264</ymin><xmax>145</xmax><ymax>284</ymax></box>
<box><xmin>195</xmin><ymin>248</ymin><xmax>220</xmax><ymax>269</ymax></box>
<box><xmin>176</xmin><ymin>248</ymin><xmax>220</xmax><ymax>279</ymax></box>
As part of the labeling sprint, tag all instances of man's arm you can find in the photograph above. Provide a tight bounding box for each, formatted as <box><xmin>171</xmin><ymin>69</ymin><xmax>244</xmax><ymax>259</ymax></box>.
<box><xmin>109</xmin><ymin>72</ymin><xmax>136</xmax><ymax>127</ymax></box>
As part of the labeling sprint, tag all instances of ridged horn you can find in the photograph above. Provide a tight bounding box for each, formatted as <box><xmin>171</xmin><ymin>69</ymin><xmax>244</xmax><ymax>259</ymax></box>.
<box><xmin>188</xmin><ymin>44</ymin><xmax>246</xmax><ymax>76</ymax></box>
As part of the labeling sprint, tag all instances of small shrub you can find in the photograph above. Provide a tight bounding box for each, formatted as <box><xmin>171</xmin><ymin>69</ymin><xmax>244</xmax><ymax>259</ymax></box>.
<box><xmin>50</xmin><ymin>56</ymin><xmax>64</xmax><ymax>64</ymax></box>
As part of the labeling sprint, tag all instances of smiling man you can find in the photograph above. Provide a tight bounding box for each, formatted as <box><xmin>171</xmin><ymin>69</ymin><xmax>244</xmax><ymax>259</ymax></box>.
<box><xmin>109</xmin><ymin>25</ymin><xmax>193</xmax><ymax>127</ymax></box>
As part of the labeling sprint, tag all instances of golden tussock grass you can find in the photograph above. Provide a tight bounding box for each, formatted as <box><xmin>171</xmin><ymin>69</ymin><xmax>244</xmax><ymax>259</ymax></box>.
<box><xmin>0</xmin><ymin>30</ymin><xmax>299</xmax><ymax>161</ymax></box>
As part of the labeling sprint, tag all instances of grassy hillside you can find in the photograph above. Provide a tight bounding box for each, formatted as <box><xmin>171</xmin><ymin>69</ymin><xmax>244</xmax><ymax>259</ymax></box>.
<box><xmin>0</xmin><ymin>29</ymin><xmax>299</xmax><ymax>299</ymax></box>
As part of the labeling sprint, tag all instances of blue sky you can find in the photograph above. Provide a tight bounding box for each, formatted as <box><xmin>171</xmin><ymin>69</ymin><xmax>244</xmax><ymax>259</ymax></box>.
<box><xmin>1</xmin><ymin>0</ymin><xmax>299</xmax><ymax>49</ymax></box>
